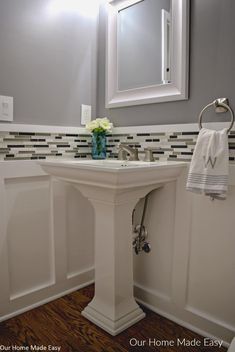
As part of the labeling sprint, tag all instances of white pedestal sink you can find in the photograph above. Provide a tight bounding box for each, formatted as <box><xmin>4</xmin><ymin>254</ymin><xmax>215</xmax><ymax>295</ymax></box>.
<box><xmin>39</xmin><ymin>159</ymin><xmax>186</xmax><ymax>335</ymax></box>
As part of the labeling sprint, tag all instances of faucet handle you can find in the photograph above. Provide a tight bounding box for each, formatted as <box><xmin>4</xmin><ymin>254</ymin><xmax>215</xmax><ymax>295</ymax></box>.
<box><xmin>144</xmin><ymin>148</ymin><xmax>155</xmax><ymax>162</ymax></box>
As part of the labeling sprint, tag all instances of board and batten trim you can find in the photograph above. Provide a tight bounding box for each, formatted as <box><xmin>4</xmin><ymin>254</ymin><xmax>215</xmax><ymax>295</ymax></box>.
<box><xmin>0</xmin><ymin>160</ymin><xmax>234</xmax><ymax>345</ymax></box>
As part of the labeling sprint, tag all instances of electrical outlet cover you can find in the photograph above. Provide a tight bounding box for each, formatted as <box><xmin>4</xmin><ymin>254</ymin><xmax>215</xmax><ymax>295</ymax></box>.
<box><xmin>81</xmin><ymin>104</ymin><xmax>91</xmax><ymax>125</ymax></box>
<box><xmin>0</xmin><ymin>96</ymin><xmax>13</xmax><ymax>122</ymax></box>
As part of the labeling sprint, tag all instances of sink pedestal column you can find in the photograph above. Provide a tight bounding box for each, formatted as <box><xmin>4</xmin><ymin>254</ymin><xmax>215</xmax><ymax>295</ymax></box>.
<box><xmin>76</xmin><ymin>185</ymin><xmax>154</xmax><ymax>335</ymax></box>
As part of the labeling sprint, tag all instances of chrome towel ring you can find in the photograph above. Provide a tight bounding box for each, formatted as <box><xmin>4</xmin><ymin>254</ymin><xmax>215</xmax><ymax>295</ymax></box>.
<box><xmin>198</xmin><ymin>98</ymin><xmax>234</xmax><ymax>133</ymax></box>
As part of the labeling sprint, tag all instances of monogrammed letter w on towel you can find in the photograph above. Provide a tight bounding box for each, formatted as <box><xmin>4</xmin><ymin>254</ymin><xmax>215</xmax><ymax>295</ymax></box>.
<box><xmin>186</xmin><ymin>128</ymin><xmax>229</xmax><ymax>199</ymax></box>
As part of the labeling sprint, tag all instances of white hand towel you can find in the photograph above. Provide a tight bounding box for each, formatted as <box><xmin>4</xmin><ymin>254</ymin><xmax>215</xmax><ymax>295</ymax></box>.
<box><xmin>186</xmin><ymin>128</ymin><xmax>229</xmax><ymax>200</ymax></box>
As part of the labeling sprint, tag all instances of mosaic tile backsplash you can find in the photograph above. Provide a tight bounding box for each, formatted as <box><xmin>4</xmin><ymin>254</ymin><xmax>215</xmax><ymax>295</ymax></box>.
<box><xmin>0</xmin><ymin>130</ymin><xmax>235</xmax><ymax>162</ymax></box>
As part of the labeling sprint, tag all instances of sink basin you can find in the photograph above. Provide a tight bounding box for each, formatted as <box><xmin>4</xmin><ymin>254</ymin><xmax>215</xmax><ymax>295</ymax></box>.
<box><xmin>57</xmin><ymin>159</ymin><xmax>169</xmax><ymax>168</ymax></box>
<box><xmin>61</xmin><ymin>159</ymin><xmax>145</xmax><ymax>168</ymax></box>
<box><xmin>39</xmin><ymin>159</ymin><xmax>186</xmax><ymax>190</ymax></box>
<box><xmin>39</xmin><ymin>158</ymin><xmax>186</xmax><ymax>335</ymax></box>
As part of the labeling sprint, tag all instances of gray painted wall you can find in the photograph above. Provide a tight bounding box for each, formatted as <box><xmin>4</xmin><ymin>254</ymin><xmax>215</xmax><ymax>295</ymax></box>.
<box><xmin>1</xmin><ymin>0</ymin><xmax>234</xmax><ymax>127</ymax></box>
<box><xmin>97</xmin><ymin>0</ymin><xmax>235</xmax><ymax>126</ymax></box>
<box><xmin>0</xmin><ymin>0</ymin><xmax>98</xmax><ymax>126</ymax></box>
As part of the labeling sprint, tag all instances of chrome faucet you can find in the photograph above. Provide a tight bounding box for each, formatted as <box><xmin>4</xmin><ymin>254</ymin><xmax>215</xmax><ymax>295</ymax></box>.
<box><xmin>118</xmin><ymin>143</ymin><xmax>139</xmax><ymax>161</ymax></box>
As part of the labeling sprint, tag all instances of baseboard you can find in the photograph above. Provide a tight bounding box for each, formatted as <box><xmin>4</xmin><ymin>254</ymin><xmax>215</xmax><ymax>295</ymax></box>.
<box><xmin>135</xmin><ymin>297</ymin><xmax>230</xmax><ymax>348</ymax></box>
<box><xmin>0</xmin><ymin>279</ymin><xmax>94</xmax><ymax>324</ymax></box>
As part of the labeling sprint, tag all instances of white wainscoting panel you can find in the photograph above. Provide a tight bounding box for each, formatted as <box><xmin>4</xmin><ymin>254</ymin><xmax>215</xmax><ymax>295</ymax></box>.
<box><xmin>133</xmin><ymin>182</ymin><xmax>177</xmax><ymax>302</ymax></box>
<box><xmin>186</xmin><ymin>189</ymin><xmax>235</xmax><ymax>327</ymax></box>
<box><xmin>0</xmin><ymin>161</ymin><xmax>94</xmax><ymax>322</ymax></box>
<box><xmin>5</xmin><ymin>176</ymin><xmax>54</xmax><ymax>300</ymax></box>
<box><xmin>65</xmin><ymin>185</ymin><xmax>94</xmax><ymax>279</ymax></box>
<box><xmin>134</xmin><ymin>166</ymin><xmax>235</xmax><ymax>346</ymax></box>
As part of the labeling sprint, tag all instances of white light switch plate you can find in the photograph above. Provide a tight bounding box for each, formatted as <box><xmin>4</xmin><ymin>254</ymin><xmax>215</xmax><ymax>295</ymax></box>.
<box><xmin>81</xmin><ymin>104</ymin><xmax>91</xmax><ymax>125</ymax></box>
<box><xmin>0</xmin><ymin>96</ymin><xmax>13</xmax><ymax>122</ymax></box>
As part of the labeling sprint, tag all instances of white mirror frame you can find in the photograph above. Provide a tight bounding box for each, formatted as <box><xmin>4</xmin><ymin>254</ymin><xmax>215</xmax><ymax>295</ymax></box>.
<box><xmin>105</xmin><ymin>0</ymin><xmax>189</xmax><ymax>108</ymax></box>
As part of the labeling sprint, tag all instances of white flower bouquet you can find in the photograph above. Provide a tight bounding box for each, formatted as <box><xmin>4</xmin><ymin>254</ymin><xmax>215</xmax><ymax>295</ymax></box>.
<box><xmin>86</xmin><ymin>117</ymin><xmax>113</xmax><ymax>134</ymax></box>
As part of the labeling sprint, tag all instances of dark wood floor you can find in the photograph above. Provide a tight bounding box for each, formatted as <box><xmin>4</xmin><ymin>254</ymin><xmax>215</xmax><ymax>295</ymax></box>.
<box><xmin>0</xmin><ymin>285</ymin><xmax>227</xmax><ymax>352</ymax></box>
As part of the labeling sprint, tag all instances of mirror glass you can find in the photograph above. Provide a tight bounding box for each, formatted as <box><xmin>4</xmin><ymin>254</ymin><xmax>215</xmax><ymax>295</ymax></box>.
<box><xmin>117</xmin><ymin>0</ymin><xmax>171</xmax><ymax>91</ymax></box>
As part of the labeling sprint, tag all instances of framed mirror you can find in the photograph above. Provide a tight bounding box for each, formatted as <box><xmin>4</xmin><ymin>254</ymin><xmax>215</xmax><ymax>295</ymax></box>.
<box><xmin>105</xmin><ymin>0</ymin><xmax>189</xmax><ymax>108</ymax></box>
